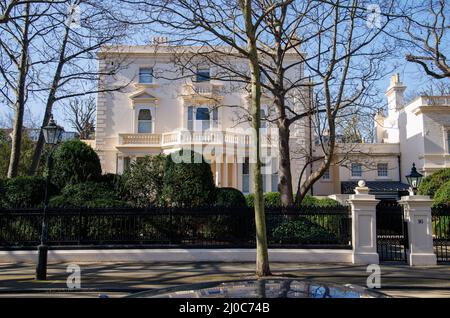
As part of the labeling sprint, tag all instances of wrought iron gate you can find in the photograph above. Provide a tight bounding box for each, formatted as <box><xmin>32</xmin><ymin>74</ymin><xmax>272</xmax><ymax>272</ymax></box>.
<box><xmin>432</xmin><ymin>207</ymin><xmax>450</xmax><ymax>263</ymax></box>
<box><xmin>376</xmin><ymin>201</ymin><xmax>408</xmax><ymax>263</ymax></box>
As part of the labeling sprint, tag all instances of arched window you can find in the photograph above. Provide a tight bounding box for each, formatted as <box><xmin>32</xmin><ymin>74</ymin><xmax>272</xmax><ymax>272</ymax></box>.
<box><xmin>138</xmin><ymin>109</ymin><xmax>153</xmax><ymax>133</ymax></box>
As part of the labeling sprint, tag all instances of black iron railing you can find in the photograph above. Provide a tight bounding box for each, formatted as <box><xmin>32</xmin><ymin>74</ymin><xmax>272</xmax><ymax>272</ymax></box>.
<box><xmin>0</xmin><ymin>207</ymin><xmax>351</xmax><ymax>249</ymax></box>
<box><xmin>432</xmin><ymin>206</ymin><xmax>450</xmax><ymax>263</ymax></box>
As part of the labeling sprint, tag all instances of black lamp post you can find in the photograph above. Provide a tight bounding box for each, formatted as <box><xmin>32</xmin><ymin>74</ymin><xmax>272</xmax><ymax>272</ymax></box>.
<box><xmin>405</xmin><ymin>163</ymin><xmax>423</xmax><ymax>195</ymax></box>
<box><xmin>35</xmin><ymin>115</ymin><xmax>64</xmax><ymax>280</ymax></box>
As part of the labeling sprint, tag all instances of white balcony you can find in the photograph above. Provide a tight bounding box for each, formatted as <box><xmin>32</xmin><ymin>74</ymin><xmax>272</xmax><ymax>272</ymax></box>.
<box><xmin>118</xmin><ymin>133</ymin><xmax>161</xmax><ymax>147</ymax></box>
<box><xmin>117</xmin><ymin>130</ymin><xmax>278</xmax><ymax>149</ymax></box>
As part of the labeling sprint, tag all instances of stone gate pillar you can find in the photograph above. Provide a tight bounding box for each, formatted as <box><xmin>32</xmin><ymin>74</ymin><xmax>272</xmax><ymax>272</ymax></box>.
<box><xmin>348</xmin><ymin>180</ymin><xmax>379</xmax><ymax>265</ymax></box>
<box><xmin>399</xmin><ymin>195</ymin><xmax>437</xmax><ymax>266</ymax></box>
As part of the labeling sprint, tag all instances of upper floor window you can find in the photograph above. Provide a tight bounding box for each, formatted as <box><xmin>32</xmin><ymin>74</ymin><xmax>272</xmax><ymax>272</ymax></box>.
<box><xmin>138</xmin><ymin>109</ymin><xmax>153</xmax><ymax>133</ymax></box>
<box><xmin>377</xmin><ymin>163</ymin><xmax>388</xmax><ymax>177</ymax></box>
<box><xmin>139</xmin><ymin>67</ymin><xmax>153</xmax><ymax>84</ymax></box>
<box><xmin>196</xmin><ymin>67</ymin><xmax>210</xmax><ymax>82</ymax></box>
<box><xmin>322</xmin><ymin>168</ymin><xmax>330</xmax><ymax>180</ymax></box>
<box><xmin>188</xmin><ymin>106</ymin><xmax>218</xmax><ymax>131</ymax></box>
<box><xmin>351</xmin><ymin>163</ymin><xmax>362</xmax><ymax>177</ymax></box>
<box><xmin>447</xmin><ymin>130</ymin><xmax>450</xmax><ymax>154</ymax></box>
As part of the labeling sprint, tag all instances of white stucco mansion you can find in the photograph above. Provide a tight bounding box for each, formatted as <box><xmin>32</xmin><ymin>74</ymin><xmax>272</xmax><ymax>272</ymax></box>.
<box><xmin>88</xmin><ymin>43</ymin><xmax>450</xmax><ymax>200</ymax></box>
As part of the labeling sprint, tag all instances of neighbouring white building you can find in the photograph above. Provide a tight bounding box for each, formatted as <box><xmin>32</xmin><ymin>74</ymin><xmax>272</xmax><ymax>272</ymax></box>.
<box><xmin>89</xmin><ymin>41</ymin><xmax>450</xmax><ymax>199</ymax></box>
<box><xmin>313</xmin><ymin>74</ymin><xmax>450</xmax><ymax>200</ymax></box>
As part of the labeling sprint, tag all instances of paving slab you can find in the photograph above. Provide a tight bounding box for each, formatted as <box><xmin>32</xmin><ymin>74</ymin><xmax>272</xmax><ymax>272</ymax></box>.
<box><xmin>0</xmin><ymin>262</ymin><xmax>449</xmax><ymax>298</ymax></box>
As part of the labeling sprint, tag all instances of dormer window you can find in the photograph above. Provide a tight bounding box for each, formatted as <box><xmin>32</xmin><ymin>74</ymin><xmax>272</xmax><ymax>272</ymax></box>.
<box><xmin>138</xmin><ymin>109</ymin><xmax>153</xmax><ymax>133</ymax></box>
<box><xmin>196</xmin><ymin>67</ymin><xmax>210</xmax><ymax>82</ymax></box>
<box><xmin>139</xmin><ymin>67</ymin><xmax>153</xmax><ymax>84</ymax></box>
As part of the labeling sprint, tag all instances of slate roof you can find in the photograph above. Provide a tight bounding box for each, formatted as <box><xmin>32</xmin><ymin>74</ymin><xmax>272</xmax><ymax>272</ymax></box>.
<box><xmin>341</xmin><ymin>181</ymin><xmax>410</xmax><ymax>194</ymax></box>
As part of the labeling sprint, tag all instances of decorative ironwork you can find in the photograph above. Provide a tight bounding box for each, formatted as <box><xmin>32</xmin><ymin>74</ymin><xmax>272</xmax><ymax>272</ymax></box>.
<box><xmin>432</xmin><ymin>206</ymin><xmax>450</xmax><ymax>263</ymax></box>
<box><xmin>0</xmin><ymin>207</ymin><xmax>351</xmax><ymax>249</ymax></box>
<box><xmin>376</xmin><ymin>201</ymin><xmax>408</xmax><ymax>263</ymax></box>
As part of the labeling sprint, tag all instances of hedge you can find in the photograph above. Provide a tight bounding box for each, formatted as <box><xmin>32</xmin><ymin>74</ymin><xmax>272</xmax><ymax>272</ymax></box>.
<box><xmin>49</xmin><ymin>181</ymin><xmax>120</xmax><ymax>208</ymax></box>
<box><xmin>51</xmin><ymin>140</ymin><xmax>102</xmax><ymax>189</ymax></box>
<box><xmin>214</xmin><ymin>187</ymin><xmax>247</xmax><ymax>208</ymax></box>
<box><xmin>122</xmin><ymin>155</ymin><xmax>166</xmax><ymax>207</ymax></box>
<box><xmin>162</xmin><ymin>150</ymin><xmax>215</xmax><ymax>207</ymax></box>
<box><xmin>418</xmin><ymin>168</ymin><xmax>450</xmax><ymax>197</ymax></box>
<box><xmin>3</xmin><ymin>176</ymin><xmax>57</xmax><ymax>208</ymax></box>
<box><xmin>272</xmin><ymin>218</ymin><xmax>338</xmax><ymax>244</ymax></box>
<box><xmin>245</xmin><ymin>192</ymin><xmax>342</xmax><ymax>208</ymax></box>
<box><xmin>433</xmin><ymin>180</ymin><xmax>450</xmax><ymax>207</ymax></box>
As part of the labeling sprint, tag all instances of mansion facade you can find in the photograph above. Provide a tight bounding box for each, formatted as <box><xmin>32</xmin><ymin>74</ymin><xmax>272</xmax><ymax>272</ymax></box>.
<box><xmin>89</xmin><ymin>44</ymin><xmax>450</xmax><ymax>200</ymax></box>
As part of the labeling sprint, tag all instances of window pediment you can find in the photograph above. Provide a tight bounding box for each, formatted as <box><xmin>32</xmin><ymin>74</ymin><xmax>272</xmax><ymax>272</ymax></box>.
<box><xmin>129</xmin><ymin>90</ymin><xmax>159</xmax><ymax>108</ymax></box>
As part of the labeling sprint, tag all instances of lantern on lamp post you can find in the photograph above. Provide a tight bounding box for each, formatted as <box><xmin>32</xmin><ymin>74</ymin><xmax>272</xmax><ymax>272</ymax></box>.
<box><xmin>35</xmin><ymin>115</ymin><xmax>64</xmax><ymax>281</ymax></box>
<box><xmin>405</xmin><ymin>163</ymin><xmax>423</xmax><ymax>196</ymax></box>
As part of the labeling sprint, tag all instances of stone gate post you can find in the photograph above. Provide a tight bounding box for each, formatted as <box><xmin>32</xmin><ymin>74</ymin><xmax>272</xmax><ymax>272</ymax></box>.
<box><xmin>399</xmin><ymin>195</ymin><xmax>437</xmax><ymax>266</ymax></box>
<box><xmin>348</xmin><ymin>180</ymin><xmax>379</xmax><ymax>265</ymax></box>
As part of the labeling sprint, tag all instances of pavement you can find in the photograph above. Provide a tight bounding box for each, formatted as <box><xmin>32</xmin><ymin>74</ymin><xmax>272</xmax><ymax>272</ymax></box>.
<box><xmin>0</xmin><ymin>262</ymin><xmax>449</xmax><ymax>298</ymax></box>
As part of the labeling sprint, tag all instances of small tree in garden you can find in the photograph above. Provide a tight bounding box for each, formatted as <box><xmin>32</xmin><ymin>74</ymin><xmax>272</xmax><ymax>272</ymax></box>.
<box><xmin>51</xmin><ymin>140</ymin><xmax>102</xmax><ymax>189</ymax></box>
<box><xmin>3</xmin><ymin>176</ymin><xmax>55</xmax><ymax>208</ymax></box>
<box><xmin>214</xmin><ymin>187</ymin><xmax>247</xmax><ymax>208</ymax></box>
<box><xmin>433</xmin><ymin>181</ymin><xmax>450</xmax><ymax>207</ymax></box>
<box><xmin>162</xmin><ymin>150</ymin><xmax>215</xmax><ymax>207</ymax></box>
<box><xmin>418</xmin><ymin>168</ymin><xmax>450</xmax><ymax>197</ymax></box>
<box><xmin>122</xmin><ymin>155</ymin><xmax>166</xmax><ymax>207</ymax></box>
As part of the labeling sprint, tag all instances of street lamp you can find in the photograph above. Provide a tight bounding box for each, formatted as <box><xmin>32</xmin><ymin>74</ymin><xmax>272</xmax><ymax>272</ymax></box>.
<box><xmin>36</xmin><ymin>115</ymin><xmax>64</xmax><ymax>280</ymax></box>
<box><xmin>405</xmin><ymin>163</ymin><xmax>423</xmax><ymax>196</ymax></box>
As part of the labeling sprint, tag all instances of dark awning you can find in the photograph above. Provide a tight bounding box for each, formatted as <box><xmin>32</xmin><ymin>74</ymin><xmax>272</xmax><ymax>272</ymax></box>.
<box><xmin>341</xmin><ymin>181</ymin><xmax>410</xmax><ymax>198</ymax></box>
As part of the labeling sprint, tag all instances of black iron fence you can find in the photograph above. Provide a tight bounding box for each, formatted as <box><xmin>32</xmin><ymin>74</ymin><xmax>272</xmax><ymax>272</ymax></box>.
<box><xmin>432</xmin><ymin>206</ymin><xmax>450</xmax><ymax>263</ymax></box>
<box><xmin>0</xmin><ymin>207</ymin><xmax>352</xmax><ymax>249</ymax></box>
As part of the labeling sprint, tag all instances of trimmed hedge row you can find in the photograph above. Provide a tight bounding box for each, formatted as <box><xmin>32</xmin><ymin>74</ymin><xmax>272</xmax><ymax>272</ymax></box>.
<box><xmin>245</xmin><ymin>192</ymin><xmax>343</xmax><ymax>208</ymax></box>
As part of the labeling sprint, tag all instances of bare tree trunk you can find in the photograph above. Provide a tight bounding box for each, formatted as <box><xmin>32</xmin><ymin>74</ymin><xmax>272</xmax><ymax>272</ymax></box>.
<box><xmin>7</xmin><ymin>3</ymin><xmax>30</xmax><ymax>178</ymax></box>
<box><xmin>29</xmin><ymin>20</ymin><xmax>71</xmax><ymax>176</ymax></box>
<box><xmin>278</xmin><ymin>119</ymin><xmax>294</xmax><ymax>206</ymax></box>
<box><xmin>243</xmin><ymin>0</ymin><xmax>270</xmax><ymax>277</ymax></box>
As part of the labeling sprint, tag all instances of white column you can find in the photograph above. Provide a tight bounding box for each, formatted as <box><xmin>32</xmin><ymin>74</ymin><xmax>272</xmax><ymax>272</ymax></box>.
<box><xmin>348</xmin><ymin>180</ymin><xmax>379</xmax><ymax>265</ymax></box>
<box><xmin>399</xmin><ymin>195</ymin><xmax>437</xmax><ymax>266</ymax></box>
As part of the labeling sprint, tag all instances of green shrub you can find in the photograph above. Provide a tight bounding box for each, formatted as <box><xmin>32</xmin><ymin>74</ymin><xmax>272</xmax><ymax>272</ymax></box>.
<box><xmin>122</xmin><ymin>155</ymin><xmax>166</xmax><ymax>207</ymax></box>
<box><xmin>245</xmin><ymin>193</ymin><xmax>342</xmax><ymax>208</ymax></box>
<box><xmin>51</xmin><ymin>140</ymin><xmax>102</xmax><ymax>189</ymax></box>
<box><xmin>0</xmin><ymin>178</ymin><xmax>6</xmax><ymax>208</ymax></box>
<box><xmin>245</xmin><ymin>193</ymin><xmax>255</xmax><ymax>207</ymax></box>
<box><xmin>264</xmin><ymin>192</ymin><xmax>282</xmax><ymax>208</ymax></box>
<box><xmin>98</xmin><ymin>173</ymin><xmax>124</xmax><ymax>196</ymax></box>
<box><xmin>272</xmin><ymin>217</ymin><xmax>337</xmax><ymax>244</ymax></box>
<box><xmin>214</xmin><ymin>187</ymin><xmax>247</xmax><ymax>208</ymax></box>
<box><xmin>49</xmin><ymin>181</ymin><xmax>119</xmax><ymax>208</ymax></box>
<box><xmin>3</xmin><ymin>176</ymin><xmax>56</xmax><ymax>208</ymax></box>
<box><xmin>418</xmin><ymin>168</ymin><xmax>450</xmax><ymax>197</ymax></box>
<box><xmin>162</xmin><ymin>150</ymin><xmax>215</xmax><ymax>207</ymax></box>
<box><xmin>433</xmin><ymin>180</ymin><xmax>450</xmax><ymax>207</ymax></box>
<box><xmin>245</xmin><ymin>192</ymin><xmax>281</xmax><ymax>208</ymax></box>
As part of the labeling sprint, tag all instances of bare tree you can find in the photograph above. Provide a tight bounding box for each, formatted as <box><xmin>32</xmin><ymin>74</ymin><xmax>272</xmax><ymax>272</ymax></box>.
<box><xmin>0</xmin><ymin>2</ymin><xmax>32</xmax><ymax>177</ymax></box>
<box><xmin>292</xmin><ymin>0</ymin><xmax>396</xmax><ymax>204</ymax></box>
<box><xmin>123</xmin><ymin>0</ymin><xmax>279</xmax><ymax>276</ymax></box>
<box><xmin>28</xmin><ymin>0</ymin><xmax>131</xmax><ymax>175</ymax></box>
<box><xmin>64</xmin><ymin>96</ymin><xmax>95</xmax><ymax>139</ymax></box>
<box><xmin>403</xmin><ymin>0</ymin><xmax>450</xmax><ymax>79</ymax></box>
